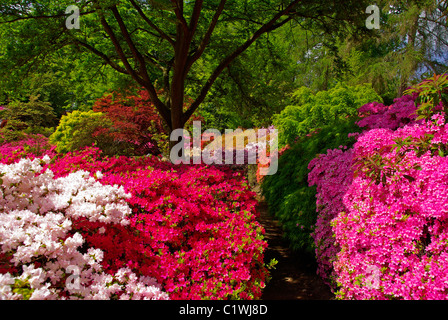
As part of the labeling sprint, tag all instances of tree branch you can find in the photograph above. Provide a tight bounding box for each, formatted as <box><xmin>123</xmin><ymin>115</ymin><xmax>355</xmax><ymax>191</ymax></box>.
<box><xmin>110</xmin><ymin>6</ymin><xmax>150</xmax><ymax>82</ymax></box>
<box><xmin>0</xmin><ymin>10</ymin><xmax>95</xmax><ymax>24</ymax></box>
<box><xmin>189</xmin><ymin>0</ymin><xmax>204</xmax><ymax>35</ymax></box>
<box><xmin>129</xmin><ymin>0</ymin><xmax>176</xmax><ymax>47</ymax></box>
<box><xmin>189</xmin><ymin>0</ymin><xmax>227</xmax><ymax>65</ymax></box>
<box><xmin>184</xmin><ymin>0</ymin><xmax>302</xmax><ymax>122</ymax></box>
<box><xmin>74</xmin><ymin>39</ymin><xmax>129</xmax><ymax>74</ymax></box>
<box><xmin>170</xmin><ymin>0</ymin><xmax>189</xmax><ymax>34</ymax></box>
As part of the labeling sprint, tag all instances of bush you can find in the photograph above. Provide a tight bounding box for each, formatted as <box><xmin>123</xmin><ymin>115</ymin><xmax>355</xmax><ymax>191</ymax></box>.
<box><xmin>309</xmin><ymin>74</ymin><xmax>448</xmax><ymax>299</ymax></box>
<box><xmin>273</xmin><ymin>83</ymin><xmax>382</xmax><ymax>147</ymax></box>
<box><xmin>331</xmin><ymin>117</ymin><xmax>448</xmax><ymax>299</ymax></box>
<box><xmin>5</xmin><ymin>145</ymin><xmax>270</xmax><ymax>300</ymax></box>
<box><xmin>93</xmin><ymin>89</ymin><xmax>169</xmax><ymax>156</ymax></box>
<box><xmin>308</xmin><ymin>93</ymin><xmax>420</xmax><ymax>287</ymax></box>
<box><xmin>0</xmin><ymin>142</ymin><xmax>272</xmax><ymax>299</ymax></box>
<box><xmin>261</xmin><ymin>119</ymin><xmax>361</xmax><ymax>254</ymax></box>
<box><xmin>0</xmin><ymin>95</ymin><xmax>57</xmax><ymax>141</ymax></box>
<box><xmin>0</xmin><ymin>157</ymin><xmax>169</xmax><ymax>300</ymax></box>
<box><xmin>49</xmin><ymin>110</ymin><xmax>113</xmax><ymax>154</ymax></box>
<box><xmin>0</xmin><ymin>133</ymin><xmax>57</xmax><ymax>165</ymax></box>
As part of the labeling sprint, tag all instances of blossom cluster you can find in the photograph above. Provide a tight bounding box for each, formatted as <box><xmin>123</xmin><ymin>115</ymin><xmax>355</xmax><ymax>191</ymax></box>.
<box><xmin>307</xmin><ymin>147</ymin><xmax>353</xmax><ymax>287</ymax></box>
<box><xmin>356</xmin><ymin>93</ymin><xmax>419</xmax><ymax>130</ymax></box>
<box><xmin>40</xmin><ymin>147</ymin><xmax>269</xmax><ymax>300</ymax></box>
<box><xmin>308</xmin><ymin>80</ymin><xmax>448</xmax><ymax>299</ymax></box>
<box><xmin>0</xmin><ymin>133</ymin><xmax>57</xmax><ymax>165</ymax></box>
<box><xmin>0</xmin><ymin>157</ymin><xmax>168</xmax><ymax>300</ymax></box>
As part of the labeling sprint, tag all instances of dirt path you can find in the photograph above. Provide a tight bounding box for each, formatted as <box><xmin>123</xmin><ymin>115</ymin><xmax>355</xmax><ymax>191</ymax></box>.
<box><xmin>256</xmin><ymin>201</ymin><xmax>334</xmax><ymax>300</ymax></box>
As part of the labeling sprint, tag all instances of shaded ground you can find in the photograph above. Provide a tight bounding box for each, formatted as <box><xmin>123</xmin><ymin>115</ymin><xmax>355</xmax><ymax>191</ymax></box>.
<box><xmin>255</xmin><ymin>201</ymin><xmax>334</xmax><ymax>300</ymax></box>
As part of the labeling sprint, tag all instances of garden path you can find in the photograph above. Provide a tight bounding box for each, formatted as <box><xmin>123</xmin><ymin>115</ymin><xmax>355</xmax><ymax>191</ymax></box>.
<box><xmin>253</xmin><ymin>193</ymin><xmax>334</xmax><ymax>300</ymax></box>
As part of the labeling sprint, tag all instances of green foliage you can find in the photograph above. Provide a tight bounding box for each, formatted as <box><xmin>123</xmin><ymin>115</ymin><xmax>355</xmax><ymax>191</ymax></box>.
<box><xmin>261</xmin><ymin>119</ymin><xmax>361</xmax><ymax>254</ymax></box>
<box><xmin>49</xmin><ymin>110</ymin><xmax>113</xmax><ymax>154</ymax></box>
<box><xmin>0</xmin><ymin>95</ymin><xmax>57</xmax><ymax>141</ymax></box>
<box><xmin>404</xmin><ymin>73</ymin><xmax>448</xmax><ymax>120</ymax></box>
<box><xmin>273</xmin><ymin>83</ymin><xmax>382</xmax><ymax>147</ymax></box>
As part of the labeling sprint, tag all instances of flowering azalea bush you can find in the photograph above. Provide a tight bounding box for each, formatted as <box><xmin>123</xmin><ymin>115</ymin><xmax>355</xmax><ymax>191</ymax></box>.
<box><xmin>0</xmin><ymin>133</ymin><xmax>57</xmax><ymax>165</ymax></box>
<box><xmin>356</xmin><ymin>93</ymin><xmax>419</xmax><ymax>130</ymax></box>
<box><xmin>309</xmin><ymin>74</ymin><xmax>448</xmax><ymax>299</ymax></box>
<box><xmin>0</xmin><ymin>131</ymin><xmax>271</xmax><ymax>300</ymax></box>
<box><xmin>41</xmin><ymin>147</ymin><xmax>270</xmax><ymax>299</ymax></box>
<box><xmin>0</xmin><ymin>157</ymin><xmax>169</xmax><ymax>300</ymax></box>
<box><xmin>308</xmin><ymin>147</ymin><xmax>354</xmax><ymax>286</ymax></box>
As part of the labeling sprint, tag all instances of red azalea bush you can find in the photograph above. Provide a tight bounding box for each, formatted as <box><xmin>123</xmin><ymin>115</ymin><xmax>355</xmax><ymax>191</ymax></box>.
<box><xmin>43</xmin><ymin>147</ymin><xmax>270</xmax><ymax>299</ymax></box>
<box><xmin>0</xmin><ymin>134</ymin><xmax>271</xmax><ymax>300</ymax></box>
<box><xmin>309</xmin><ymin>74</ymin><xmax>448</xmax><ymax>299</ymax></box>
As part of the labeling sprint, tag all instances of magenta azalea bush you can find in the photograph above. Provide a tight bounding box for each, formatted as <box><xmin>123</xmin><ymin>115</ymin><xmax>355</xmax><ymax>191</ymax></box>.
<box><xmin>0</xmin><ymin>138</ymin><xmax>270</xmax><ymax>299</ymax></box>
<box><xmin>309</xmin><ymin>75</ymin><xmax>448</xmax><ymax>299</ymax></box>
<box><xmin>0</xmin><ymin>133</ymin><xmax>57</xmax><ymax>165</ymax></box>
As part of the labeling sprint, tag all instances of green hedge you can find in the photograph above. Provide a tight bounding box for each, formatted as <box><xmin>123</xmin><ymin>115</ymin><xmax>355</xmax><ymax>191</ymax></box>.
<box><xmin>261</xmin><ymin>119</ymin><xmax>361</xmax><ymax>254</ymax></box>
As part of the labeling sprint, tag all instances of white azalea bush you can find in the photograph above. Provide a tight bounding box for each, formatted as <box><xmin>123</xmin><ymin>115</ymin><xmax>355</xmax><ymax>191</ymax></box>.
<box><xmin>0</xmin><ymin>157</ymin><xmax>169</xmax><ymax>300</ymax></box>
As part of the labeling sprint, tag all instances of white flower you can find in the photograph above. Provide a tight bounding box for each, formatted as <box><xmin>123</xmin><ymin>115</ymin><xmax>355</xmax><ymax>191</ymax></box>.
<box><xmin>95</xmin><ymin>171</ymin><xmax>103</xmax><ymax>180</ymax></box>
<box><xmin>0</xmin><ymin>158</ymin><xmax>168</xmax><ymax>300</ymax></box>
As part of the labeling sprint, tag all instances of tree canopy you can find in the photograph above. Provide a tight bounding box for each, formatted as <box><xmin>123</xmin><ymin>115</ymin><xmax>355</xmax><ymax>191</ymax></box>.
<box><xmin>0</xmin><ymin>0</ymin><xmax>372</xmax><ymax>133</ymax></box>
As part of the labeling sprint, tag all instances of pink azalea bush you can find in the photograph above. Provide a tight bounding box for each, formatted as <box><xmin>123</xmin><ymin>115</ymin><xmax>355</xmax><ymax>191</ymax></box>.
<box><xmin>0</xmin><ymin>133</ymin><xmax>57</xmax><ymax>165</ymax></box>
<box><xmin>356</xmin><ymin>93</ymin><xmax>419</xmax><ymax>130</ymax></box>
<box><xmin>333</xmin><ymin>115</ymin><xmax>448</xmax><ymax>299</ymax></box>
<box><xmin>307</xmin><ymin>147</ymin><xmax>354</xmax><ymax>287</ymax></box>
<box><xmin>308</xmin><ymin>75</ymin><xmax>448</xmax><ymax>299</ymax></box>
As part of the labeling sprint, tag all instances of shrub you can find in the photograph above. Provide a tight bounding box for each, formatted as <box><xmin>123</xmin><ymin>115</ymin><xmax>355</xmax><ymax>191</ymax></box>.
<box><xmin>36</xmin><ymin>147</ymin><xmax>272</xmax><ymax>300</ymax></box>
<box><xmin>333</xmin><ymin>117</ymin><xmax>448</xmax><ymax>299</ymax></box>
<box><xmin>0</xmin><ymin>95</ymin><xmax>57</xmax><ymax>141</ymax></box>
<box><xmin>0</xmin><ymin>144</ymin><xmax>272</xmax><ymax>299</ymax></box>
<box><xmin>0</xmin><ymin>133</ymin><xmax>57</xmax><ymax>165</ymax></box>
<box><xmin>261</xmin><ymin>119</ymin><xmax>361</xmax><ymax>254</ymax></box>
<box><xmin>0</xmin><ymin>157</ymin><xmax>169</xmax><ymax>300</ymax></box>
<box><xmin>309</xmin><ymin>74</ymin><xmax>448</xmax><ymax>299</ymax></box>
<box><xmin>93</xmin><ymin>89</ymin><xmax>169</xmax><ymax>156</ymax></box>
<box><xmin>49</xmin><ymin>110</ymin><xmax>113</xmax><ymax>154</ymax></box>
<box><xmin>273</xmin><ymin>83</ymin><xmax>382</xmax><ymax>147</ymax></box>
